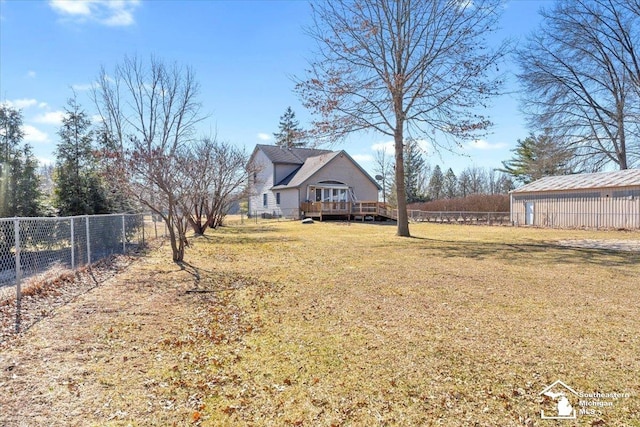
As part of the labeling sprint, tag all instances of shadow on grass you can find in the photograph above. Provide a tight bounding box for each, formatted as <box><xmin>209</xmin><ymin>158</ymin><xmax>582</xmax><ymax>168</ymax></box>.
<box><xmin>176</xmin><ymin>260</ymin><xmax>267</xmax><ymax>293</ymax></box>
<box><xmin>388</xmin><ymin>237</ymin><xmax>640</xmax><ymax>268</ymax></box>
<box><xmin>192</xmin><ymin>226</ymin><xmax>300</xmax><ymax>246</ymax></box>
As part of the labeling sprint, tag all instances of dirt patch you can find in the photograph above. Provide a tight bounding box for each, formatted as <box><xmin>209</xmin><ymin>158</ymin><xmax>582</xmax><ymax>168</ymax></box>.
<box><xmin>556</xmin><ymin>239</ymin><xmax>640</xmax><ymax>252</ymax></box>
<box><xmin>0</xmin><ymin>249</ymin><xmax>146</xmax><ymax>346</ymax></box>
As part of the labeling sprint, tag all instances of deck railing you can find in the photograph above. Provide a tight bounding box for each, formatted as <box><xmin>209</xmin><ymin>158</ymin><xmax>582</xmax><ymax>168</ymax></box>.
<box><xmin>301</xmin><ymin>201</ymin><xmax>396</xmax><ymax>219</ymax></box>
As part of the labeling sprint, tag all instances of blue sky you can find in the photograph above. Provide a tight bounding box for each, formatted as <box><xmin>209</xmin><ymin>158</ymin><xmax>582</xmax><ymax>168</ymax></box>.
<box><xmin>0</xmin><ymin>0</ymin><xmax>549</xmax><ymax>176</ymax></box>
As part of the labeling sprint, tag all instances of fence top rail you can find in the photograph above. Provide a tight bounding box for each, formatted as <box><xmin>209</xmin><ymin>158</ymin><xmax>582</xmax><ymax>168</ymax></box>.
<box><xmin>407</xmin><ymin>210</ymin><xmax>510</xmax><ymax>215</ymax></box>
<box><xmin>0</xmin><ymin>213</ymin><xmax>144</xmax><ymax>222</ymax></box>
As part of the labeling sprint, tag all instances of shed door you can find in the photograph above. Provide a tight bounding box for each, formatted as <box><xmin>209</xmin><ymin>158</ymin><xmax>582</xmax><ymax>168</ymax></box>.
<box><xmin>525</xmin><ymin>202</ymin><xmax>534</xmax><ymax>225</ymax></box>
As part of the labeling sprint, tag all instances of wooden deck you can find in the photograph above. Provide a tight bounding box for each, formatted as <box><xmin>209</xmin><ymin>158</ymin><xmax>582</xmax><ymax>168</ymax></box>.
<box><xmin>301</xmin><ymin>201</ymin><xmax>397</xmax><ymax>221</ymax></box>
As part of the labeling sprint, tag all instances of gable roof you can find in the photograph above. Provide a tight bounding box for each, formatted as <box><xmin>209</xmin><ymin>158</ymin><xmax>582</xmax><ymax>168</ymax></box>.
<box><xmin>254</xmin><ymin>144</ymin><xmax>332</xmax><ymax>165</ymax></box>
<box><xmin>260</xmin><ymin>147</ymin><xmax>380</xmax><ymax>190</ymax></box>
<box><xmin>511</xmin><ymin>169</ymin><xmax>640</xmax><ymax>193</ymax></box>
<box><xmin>274</xmin><ymin>151</ymin><xmax>342</xmax><ymax>188</ymax></box>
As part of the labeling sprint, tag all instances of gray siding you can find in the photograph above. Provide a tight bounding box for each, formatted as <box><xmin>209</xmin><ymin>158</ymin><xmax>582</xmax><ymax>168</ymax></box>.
<box><xmin>511</xmin><ymin>186</ymin><xmax>640</xmax><ymax>229</ymax></box>
<box><xmin>299</xmin><ymin>153</ymin><xmax>379</xmax><ymax>201</ymax></box>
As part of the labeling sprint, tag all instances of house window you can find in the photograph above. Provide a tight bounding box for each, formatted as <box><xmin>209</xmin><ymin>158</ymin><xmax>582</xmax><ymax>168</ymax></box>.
<box><xmin>276</xmin><ymin>192</ymin><xmax>281</xmax><ymax>205</ymax></box>
<box><xmin>263</xmin><ymin>193</ymin><xmax>268</xmax><ymax>207</ymax></box>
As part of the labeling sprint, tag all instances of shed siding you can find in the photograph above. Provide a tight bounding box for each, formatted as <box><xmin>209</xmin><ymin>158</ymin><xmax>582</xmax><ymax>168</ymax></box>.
<box><xmin>511</xmin><ymin>186</ymin><xmax>640</xmax><ymax>229</ymax></box>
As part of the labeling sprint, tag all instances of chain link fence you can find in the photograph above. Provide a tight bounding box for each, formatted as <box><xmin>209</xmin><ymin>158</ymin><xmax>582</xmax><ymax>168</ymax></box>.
<box><xmin>0</xmin><ymin>213</ymin><xmax>145</xmax><ymax>332</ymax></box>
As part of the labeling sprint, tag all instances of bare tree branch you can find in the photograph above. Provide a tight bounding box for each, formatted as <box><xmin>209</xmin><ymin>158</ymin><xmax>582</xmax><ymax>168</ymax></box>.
<box><xmin>296</xmin><ymin>0</ymin><xmax>507</xmax><ymax>236</ymax></box>
<box><xmin>517</xmin><ymin>0</ymin><xmax>640</xmax><ymax>170</ymax></box>
<box><xmin>92</xmin><ymin>55</ymin><xmax>204</xmax><ymax>262</ymax></box>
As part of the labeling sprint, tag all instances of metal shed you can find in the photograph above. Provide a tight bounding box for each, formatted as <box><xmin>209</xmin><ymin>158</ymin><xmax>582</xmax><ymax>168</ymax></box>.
<box><xmin>510</xmin><ymin>169</ymin><xmax>640</xmax><ymax>229</ymax></box>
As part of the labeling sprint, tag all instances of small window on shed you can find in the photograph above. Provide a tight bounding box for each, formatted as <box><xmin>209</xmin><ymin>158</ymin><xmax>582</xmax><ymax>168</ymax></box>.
<box><xmin>276</xmin><ymin>192</ymin><xmax>281</xmax><ymax>205</ymax></box>
<box><xmin>263</xmin><ymin>193</ymin><xmax>268</xmax><ymax>207</ymax></box>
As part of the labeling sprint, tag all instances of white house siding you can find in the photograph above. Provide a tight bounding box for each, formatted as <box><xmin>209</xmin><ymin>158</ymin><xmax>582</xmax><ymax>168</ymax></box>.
<box><xmin>300</xmin><ymin>153</ymin><xmax>379</xmax><ymax>202</ymax></box>
<box><xmin>274</xmin><ymin>163</ymin><xmax>299</xmax><ymax>185</ymax></box>
<box><xmin>248</xmin><ymin>149</ymin><xmax>276</xmax><ymax>217</ymax></box>
<box><xmin>511</xmin><ymin>186</ymin><xmax>640</xmax><ymax>229</ymax></box>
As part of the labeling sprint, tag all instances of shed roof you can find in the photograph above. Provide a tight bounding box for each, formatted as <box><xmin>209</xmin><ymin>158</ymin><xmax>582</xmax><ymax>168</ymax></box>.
<box><xmin>511</xmin><ymin>169</ymin><xmax>640</xmax><ymax>193</ymax></box>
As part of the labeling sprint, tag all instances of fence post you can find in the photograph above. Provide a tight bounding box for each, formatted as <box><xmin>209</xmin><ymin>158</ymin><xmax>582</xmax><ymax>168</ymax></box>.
<box><xmin>85</xmin><ymin>215</ymin><xmax>91</xmax><ymax>265</ymax></box>
<box><xmin>70</xmin><ymin>217</ymin><xmax>75</xmax><ymax>269</ymax></box>
<box><xmin>122</xmin><ymin>214</ymin><xmax>126</xmax><ymax>254</ymax></box>
<box><xmin>141</xmin><ymin>214</ymin><xmax>146</xmax><ymax>247</ymax></box>
<box><xmin>14</xmin><ymin>218</ymin><xmax>22</xmax><ymax>333</ymax></box>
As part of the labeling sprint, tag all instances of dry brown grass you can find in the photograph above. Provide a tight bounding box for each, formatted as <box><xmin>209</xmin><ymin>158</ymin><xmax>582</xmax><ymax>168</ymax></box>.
<box><xmin>1</xmin><ymin>222</ymin><xmax>639</xmax><ymax>426</ymax></box>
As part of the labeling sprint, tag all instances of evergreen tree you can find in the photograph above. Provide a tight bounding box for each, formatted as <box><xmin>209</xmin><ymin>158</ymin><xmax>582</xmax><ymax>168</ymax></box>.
<box><xmin>499</xmin><ymin>132</ymin><xmax>575</xmax><ymax>184</ymax></box>
<box><xmin>443</xmin><ymin>168</ymin><xmax>458</xmax><ymax>199</ymax></box>
<box><xmin>428</xmin><ymin>165</ymin><xmax>444</xmax><ymax>200</ymax></box>
<box><xmin>273</xmin><ymin>107</ymin><xmax>306</xmax><ymax>148</ymax></box>
<box><xmin>0</xmin><ymin>104</ymin><xmax>43</xmax><ymax>217</ymax></box>
<box><xmin>403</xmin><ymin>139</ymin><xmax>427</xmax><ymax>203</ymax></box>
<box><xmin>54</xmin><ymin>97</ymin><xmax>109</xmax><ymax>216</ymax></box>
<box><xmin>458</xmin><ymin>170</ymin><xmax>471</xmax><ymax>198</ymax></box>
<box><xmin>13</xmin><ymin>145</ymin><xmax>43</xmax><ymax>216</ymax></box>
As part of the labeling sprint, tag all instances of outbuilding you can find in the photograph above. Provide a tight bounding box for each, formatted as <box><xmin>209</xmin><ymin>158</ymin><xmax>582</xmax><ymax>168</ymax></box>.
<box><xmin>510</xmin><ymin>169</ymin><xmax>640</xmax><ymax>229</ymax></box>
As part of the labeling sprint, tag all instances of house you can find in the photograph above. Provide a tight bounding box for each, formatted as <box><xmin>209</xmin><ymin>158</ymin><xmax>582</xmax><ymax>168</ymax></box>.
<box><xmin>510</xmin><ymin>169</ymin><xmax>640</xmax><ymax>229</ymax></box>
<box><xmin>248</xmin><ymin>144</ymin><xmax>386</xmax><ymax>220</ymax></box>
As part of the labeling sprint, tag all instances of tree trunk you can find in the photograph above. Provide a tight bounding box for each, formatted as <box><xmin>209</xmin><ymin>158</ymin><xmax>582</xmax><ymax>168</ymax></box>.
<box><xmin>394</xmin><ymin>125</ymin><xmax>410</xmax><ymax>237</ymax></box>
<box><xmin>165</xmin><ymin>215</ymin><xmax>185</xmax><ymax>262</ymax></box>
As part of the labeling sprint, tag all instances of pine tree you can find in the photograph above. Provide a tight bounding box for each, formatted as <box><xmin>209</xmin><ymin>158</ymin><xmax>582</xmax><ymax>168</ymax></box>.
<box><xmin>13</xmin><ymin>145</ymin><xmax>43</xmax><ymax>216</ymax></box>
<box><xmin>54</xmin><ymin>97</ymin><xmax>109</xmax><ymax>216</ymax></box>
<box><xmin>403</xmin><ymin>139</ymin><xmax>427</xmax><ymax>203</ymax></box>
<box><xmin>428</xmin><ymin>165</ymin><xmax>444</xmax><ymax>200</ymax></box>
<box><xmin>273</xmin><ymin>107</ymin><xmax>305</xmax><ymax>148</ymax></box>
<box><xmin>0</xmin><ymin>104</ymin><xmax>43</xmax><ymax>217</ymax></box>
<box><xmin>443</xmin><ymin>168</ymin><xmax>457</xmax><ymax>199</ymax></box>
<box><xmin>499</xmin><ymin>133</ymin><xmax>575</xmax><ymax>184</ymax></box>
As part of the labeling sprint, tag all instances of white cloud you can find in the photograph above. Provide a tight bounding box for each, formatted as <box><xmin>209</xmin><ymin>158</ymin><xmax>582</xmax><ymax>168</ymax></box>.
<box><xmin>38</xmin><ymin>102</ymin><xmax>49</xmax><ymax>109</ymax></box>
<box><xmin>466</xmin><ymin>139</ymin><xmax>508</xmax><ymax>150</ymax></box>
<box><xmin>48</xmin><ymin>0</ymin><xmax>140</xmax><ymax>27</ymax></box>
<box><xmin>352</xmin><ymin>154</ymin><xmax>374</xmax><ymax>163</ymax></box>
<box><xmin>72</xmin><ymin>82</ymin><xmax>95</xmax><ymax>91</ymax></box>
<box><xmin>22</xmin><ymin>125</ymin><xmax>50</xmax><ymax>144</ymax></box>
<box><xmin>33</xmin><ymin>111</ymin><xmax>65</xmax><ymax>125</ymax></box>
<box><xmin>257</xmin><ymin>133</ymin><xmax>271</xmax><ymax>141</ymax></box>
<box><xmin>26</xmin><ymin>70</ymin><xmax>37</xmax><ymax>78</ymax></box>
<box><xmin>371</xmin><ymin>141</ymin><xmax>394</xmax><ymax>152</ymax></box>
<box><xmin>37</xmin><ymin>157</ymin><xmax>55</xmax><ymax>166</ymax></box>
<box><xmin>49</xmin><ymin>0</ymin><xmax>92</xmax><ymax>16</ymax></box>
<box><xmin>371</xmin><ymin>139</ymin><xmax>429</xmax><ymax>153</ymax></box>
<box><xmin>2</xmin><ymin>98</ymin><xmax>38</xmax><ymax>109</ymax></box>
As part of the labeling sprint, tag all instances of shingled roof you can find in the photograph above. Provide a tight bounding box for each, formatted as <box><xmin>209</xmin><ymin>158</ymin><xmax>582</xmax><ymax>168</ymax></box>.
<box><xmin>255</xmin><ymin>144</ymin><xmax>332</xmax><ymax>165</ymax></box>
<box><xmin>511</xmin><ymin>169</ymin><xmax>640</xmax><ymax>193</ymax></box>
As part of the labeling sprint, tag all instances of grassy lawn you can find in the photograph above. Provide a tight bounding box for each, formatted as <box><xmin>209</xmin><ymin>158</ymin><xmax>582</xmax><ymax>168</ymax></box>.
<box><xmin>1</xmin><ymin>221</ymin><xmax>639</xmax><ymax>426</ymax></box>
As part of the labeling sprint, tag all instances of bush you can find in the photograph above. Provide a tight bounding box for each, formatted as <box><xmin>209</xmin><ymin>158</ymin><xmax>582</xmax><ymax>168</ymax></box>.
<box><xmin>409</xmin><ymin>194</ymin><xmax>509</xmax><ymax>212</ymax></box>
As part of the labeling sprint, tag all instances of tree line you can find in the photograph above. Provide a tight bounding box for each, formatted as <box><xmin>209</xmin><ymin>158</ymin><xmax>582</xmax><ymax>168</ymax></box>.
<box><xmin>1</xmin><ymin>57</ymin><xmax>251</xmax><ymax>262</ymax></box>
<box><xmin>373</xmin><ymin>139</ymin><xmax>515</xmax><ymax>207</ymax></box>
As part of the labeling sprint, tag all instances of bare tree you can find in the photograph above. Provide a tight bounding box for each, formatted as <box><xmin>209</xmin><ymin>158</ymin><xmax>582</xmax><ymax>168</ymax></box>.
<box><xmin>92</xmin><ymin>56</ymin><xmax>203</xmax><ymax>262</ymax></box>
<box><xmin>373</xmin><ymin>145</ymin><xmax>393</xmax><ymax>205</ymax></box>
<box><xmin>296</xmin><ymin>0</ymin><xmax>506</xmax><ymax>237</ymax></box>
<box><xmin>517</xmin><ymin>0</ymin><xmax>640</xmax><ymax>170</ymax></box>
<box><xmin>181</xmin><ymin>138</ymin><xmax>252</xmax><ymax>235</ymax></box>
